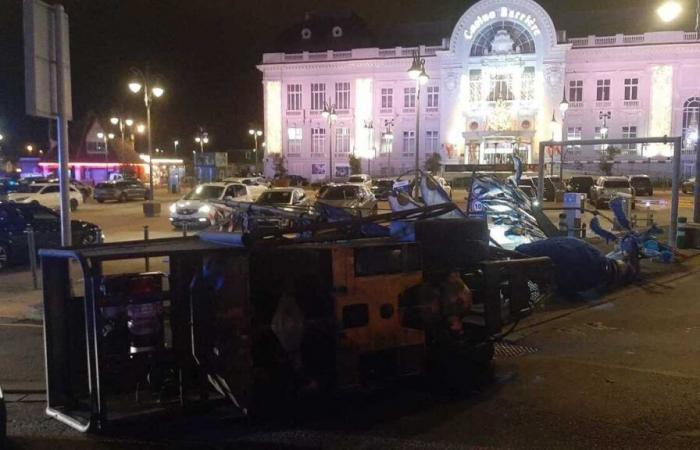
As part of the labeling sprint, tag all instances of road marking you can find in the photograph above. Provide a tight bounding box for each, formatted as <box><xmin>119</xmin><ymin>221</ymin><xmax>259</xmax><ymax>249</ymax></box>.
<box><xmin>0</xmin><ymin>321</ymin><xmax>42</xmax><ymax>329</ymax></box>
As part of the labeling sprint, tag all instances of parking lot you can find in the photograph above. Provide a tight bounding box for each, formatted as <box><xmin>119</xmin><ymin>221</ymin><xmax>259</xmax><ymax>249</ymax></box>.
<box><xmin>39</xmin><ymin>186</ymin><xmax>700</xmax><ymax>245</ymax></box>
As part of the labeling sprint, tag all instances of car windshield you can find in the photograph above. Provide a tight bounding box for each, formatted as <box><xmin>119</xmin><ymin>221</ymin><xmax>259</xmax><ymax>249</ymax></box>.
<box><xmin>570</xmin><ymin>177</ymin><xmax>593</xmax><ymax>187</ymax></box>
<box><xmin>604</xmin><ymin>180</ymin><xmax>630</xmax><ymax>188</ymax></box>
<box><xmin>96</xmin><ymin>183</ymin><xmax>114</xmax><ymax>189</ymax></box>
<box><xmin>348</xmin><ymin>176</ymin><xmax>365</xmax><ymax>183</ymax></box>
<box><xmin>320</xmin><ymin>185</ymin><xmax>360</xmax><ymax>200</ymax></box>
<box><xmin>26</xmin><ymin>185</ymin><xmax>44</xmax><ymax>193</ymax></box>
<box><xmin>374</xmin><ymin>180</ymin><xmax>394</xmax><ymax>188</ymax></box>
<box><xmin>258</xmin><ymin>191</ymin><xmax>292</xmax><ymax>204</ymax></box>
<box><xmin>184</xmin><ymin>185</ymin><xmax>224</xmax><ymax>200</ymax></box>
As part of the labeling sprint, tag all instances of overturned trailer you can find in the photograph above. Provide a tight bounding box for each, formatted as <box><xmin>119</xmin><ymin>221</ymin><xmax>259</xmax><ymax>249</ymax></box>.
<box><xmin>40</xmin><ymin>212</ymin><xmax>552</xmax><ymax>432</ymax></box>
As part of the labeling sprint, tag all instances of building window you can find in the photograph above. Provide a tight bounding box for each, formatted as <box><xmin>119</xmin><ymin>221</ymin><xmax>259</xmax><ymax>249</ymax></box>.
<box><xmin>402</xmin><ymin>131</ymin><xmax>415</xmax><ymax>156</ymax></box>
<box><xmin>311</xmin><ymin>127</ymin><xmax>326</xmax><ymax>153</ymax></box>
<box><xmin>622</xmin><ymin>125</ymin><xmax>638</xmax><ymax>153</ymax></box>
<box><xmin>682</xmin><ymin>97</ymin><xmax>700</xmax><ymax>153</ymax></box>
<box><xmin>488</xmin><ymin>74</ymin><xmax>514</xmax><ymax>101</ymax></box>
<box><xmin>287</xmin><ymin>84</ymin><xmax>302</xmax><ymax>111</ymax></box>
<box><xmin>596</xmin><ymin>79</ymin><xmax>610</xmax><ymax>101</ymax></box>
<box><xmin>566</xmin><ymin>126</ymin><xmax>582</xmax><ymax>156</ymax></box>
<box><xmin>427</xmin><ymin>86</ymin><xmax>439</xmax><ymax>108</ymax></box>
<box><xmin>624</xmin><ymin>78</ymin><xmax>639</xmax><ymax>101</ymax></box>
<box><xmin>521</xmin><ymin>67</ymin><xmax>535</xmax><ymax>101</ymax></box>
<box><xmin>311</xmin><ymin>83</ymin><xmax>326</xmax><ymax>111</ymax></box>
<box><xmin>425</xmin><ymin>131</ymin><xmax>439</xmax><ymax>154</ymax></box>
<box><xmin>335</xmin><ymin>82</ymin><xmax>350</xmax><ymax>110</ymax></box>
<box><xmin>381</xmin><ymin>88</ymin><xmax>393</xmax><ymax>109</ymax></box>
<box><xmin>469</xmin><ymin>70</ymin><xmax>482</xmax><ymax>103</ymax></box>
<box><xmin>404</xmin><ymin>87</ymin><xmax>416</xmax><ymax>108</ymax></box>
<box><xmin>569</xmin><ymin>80</ymin><xmax>583</xmax><ymax>102</ymax></box>
<box><xmin>381</xmin><ymin>133</ymin><xmax>393</xmax><ymax>155</ymax></box>
<box><xmin>335</xmin><ymin>127</ymin><xmax>350</xmax><ymax>154</ymax></box>
<box><xmin>287</xmin><ymin>128</ymin><xmax>302</xmax><ymax>154</ymax></box>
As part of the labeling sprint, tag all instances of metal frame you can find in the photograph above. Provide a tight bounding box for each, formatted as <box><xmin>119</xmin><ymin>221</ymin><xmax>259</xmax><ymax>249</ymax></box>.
<box><xmin>538</xmin><ymin>136</ymin><xmax>682</xmax><ymax>246</ymax></box>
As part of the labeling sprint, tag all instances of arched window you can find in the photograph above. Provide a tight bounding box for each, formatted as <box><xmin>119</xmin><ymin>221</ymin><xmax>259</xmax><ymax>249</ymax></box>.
<box><xmin>469</xmin><ymin>20</ymin><xmax>536</xmax><ymax>57</ymax></box>
<box><xmin>682</xmin><ymin>97</ymin><xmax>700</xmax><ymax>153</ymax></box>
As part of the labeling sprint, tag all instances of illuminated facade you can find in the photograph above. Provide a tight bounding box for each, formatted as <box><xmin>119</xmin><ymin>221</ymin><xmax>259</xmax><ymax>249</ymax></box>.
<box><xmin>259</xmin><ymin>0</ymin><xmax>700</xmax><ymax>179</ymax></box>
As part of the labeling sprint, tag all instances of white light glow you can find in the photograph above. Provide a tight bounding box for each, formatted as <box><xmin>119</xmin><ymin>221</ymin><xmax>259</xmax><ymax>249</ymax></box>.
<box><xmin>110</xmin><ymin>117</ymin><xmax>119</xmax><ymax>125</ymax></box>
<box><xmin>355</xmin><ymin>78</ymin><xmax>374</xmax><ymax>158</ymax></box>
<box><xmin>463</xmin><ymin>7</ymin><xmax>541</xmax><ymax>40</ymax></box>
<box><xmin>129</xmin><ymin>82</ymin><xmax>142</xmax><ymax>93</ymax></box>
<box><xmin>152</xmin><ymin>86</ymin><xmax>164</xmax><ymax>98</ymax></box>
<box><xmin>657</xmin><ymin>2</ymin><xmax>682</xmax><ymax>23</ymax></box>
<box><xmin>264</xmin><ymin>81</ymin><xmax>282</xmax><ymax>154</ymax></box>
<box><xmin>648</xmin><ymin>65</ymin><xmax>674</xmax><ymax>157</ymax></box>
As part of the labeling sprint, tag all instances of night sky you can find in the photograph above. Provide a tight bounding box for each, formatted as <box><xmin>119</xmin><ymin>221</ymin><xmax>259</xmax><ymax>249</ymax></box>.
<box><xmin>0</xmin><ymin>0</ymin><xmax>693</xmax><ymax>158</ymax></box>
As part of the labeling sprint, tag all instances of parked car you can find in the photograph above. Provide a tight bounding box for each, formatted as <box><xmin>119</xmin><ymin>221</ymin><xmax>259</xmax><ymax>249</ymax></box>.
<box><xmin>169</xmin><ymin>182</ymin><xmax>251</xmax><ymax>229</ymax></box>
<box><xmin>7</xmin><ymin>183</ymin><xmax>83</xmax><ymax>211</ymax></box>
<box><xmin>682</xmin><ymin>177</ymin><xmax>696</xmax><ymax>194</ymax></box>
<box><xmin>518</xmin><ymin>176</ymin><xmax>554</xmax><ymax>201</ymax></box>
<box><xmin>566</xmin><ymin>176</ymin><xmax>595</xmax><ymax>195</ymax></box>
<box><xmin>348</xmin><ymin>173</ymin><xmax>372</xmax><ymax>187</ymax></box>
<box><xmin>0</xmin><ymin>203</ymin><xmax>101</xmax><ymax>270</ymax></box>
<box><xmin>277</xmin><ymin>174</ymin><xmax>309</xmax><ymax>187</ymax></box>
<box><xmin>93</xmin><ymin>180</ymin><xmax>148</xmax><ymax>203</ymax></box>
<box><xmin>628</xmin><ymin>175</ymin><xmax>653</xmax><ymax>196</ymax></box>
<box><xmin>371</xmin><ymin>178</ymin><xmax>396</xmax><ymax>200</ymax></box>
<box><xmin>256</xmin><ymin>187</ymin><xmax>310</xmax><ymax>207</ymax></box>
<box><xmin>316</xmin><ymin>183</ymin><xmax>378</xmax><ymax>217</ymax></box>
<box><xmin>589</xmin><ymin>176</ymin><xmax>636</xmax><ymax>209</ymax></box>
<box><xmin>222</xmin><ymin>177</ymin><xmax>269</xmax><ymax>199</ymax></box>
<box><xmin>45</xmin><ymin>178</ymin><xmax>93</xmax><ymax>201</ymax></box>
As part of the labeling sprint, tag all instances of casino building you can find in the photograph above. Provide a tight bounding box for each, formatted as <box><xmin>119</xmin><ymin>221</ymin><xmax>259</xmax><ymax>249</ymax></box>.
<box><xmin>258</xmin><ymin>0</ymin><xmax>700</xmax><ymax>180</ymax></box>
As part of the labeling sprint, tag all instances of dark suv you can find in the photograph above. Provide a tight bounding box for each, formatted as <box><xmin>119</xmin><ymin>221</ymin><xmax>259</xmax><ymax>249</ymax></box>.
<box><xmin>0</xmin><ymin>203</ymin><xmax>101</xmax><ymax>270</ymax></box>
<box><xmin>566</xmin><ymin>176</ymin><xmax>595</xmax><ymax>195</ymax></box>
<box><xmin>94</xmin><ymin>180</ymin><xmax>148</xmax><ymax>203</ymax></box>
<box><xmin>628</xmin><ymin>175</ymin><xmax>653</xmax><ymax>196</ymax></box>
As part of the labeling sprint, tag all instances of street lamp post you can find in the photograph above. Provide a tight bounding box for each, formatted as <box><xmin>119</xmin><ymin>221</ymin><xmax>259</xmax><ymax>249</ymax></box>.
<box><xmin>322</xmin><ymin>103</ymin><xmax>337</xmax><ymax>181</ymax></box>
<box><xmin>407</xmin><ymin>51</ymin><xmax>429</xmax><ymax>172</ymax></box>
<box><xmin>194</xmin><ymin>129</ymin><xmax>209</xmax><ymax>153</ymax></box>
<box><xmin>128</xmin><ymin>68</ymin><xmax>164</xmax><ymax>201</ymax></box>
<box><xmin>248</xmin><ymin>129</ymin><xmax>263</xmax><ymax>167</ymax></box>
<box><xmin>97</xmin><ymin>132</ymin><xmax>115</xmax><ymax>166</ymax></box>
<box><xmin>383</xmin><ymin>119</ymin><xmax>395</xmax><ymax>176</ymax></box>
<box><xmin>363</xmin><ymin>120</ymin><xmax>374</xmax><ymax>175</ymax></box>
<box><xmin>110</xmin><ymin>116</ymin><xmax>135</xmax><ymax>142</ymax></box>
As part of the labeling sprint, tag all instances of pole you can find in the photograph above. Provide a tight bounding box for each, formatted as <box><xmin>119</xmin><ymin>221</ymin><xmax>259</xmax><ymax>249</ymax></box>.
<box><xmin>537</xmin><ymin>142</ymin><xmax>546</xmax><ymax>203</ymax></box>
<box><xmin>328</xmin><ymin>117</ymin><xmax>334</xmax><ymax>182</ymax></box>
<box><xmin>146</xmin><ymin>88</ymin><xmax>154</xmax><ymax>201</ymax></box>
<box><xmin>694</xmin><ymin>138</ymin><xmax>700</xmax><ymax>223</ymax></box>
<box><xmin>559</xmin><ymin>146</ymin><xmax>565</xmax><ymax>182</ymax></box>
<box><xmin>415</xmin><ymin>80</ymin><xmax>421</xmax><ymax>172</ymax></box>
<box><xmin>671</xmin><ymin>137</ymin><xmax>682</xmax><ymax>247</ymax></box>
<box><xmin>254</xmin><ymin>134</ymin><xmax>259</xmax><ymax>166</ymax></box>
<box><xmin>54</xmin><ymin>4</ymin><xmax>71</xmax><ymax>247</ymax></box>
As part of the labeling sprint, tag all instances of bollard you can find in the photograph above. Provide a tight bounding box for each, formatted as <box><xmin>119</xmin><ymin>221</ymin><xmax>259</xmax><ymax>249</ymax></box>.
<box><xmin>558</xmin><ymin>213</ymin><xmax>568</xmax><ymax>236</ymax></box>
<box><xmin>581</xmin><ymin>222</ymin><xmax>587</xmax><ymax>239</ymax></box>
<box><xmin>182</xmin><ymin>223</ymin><xmax>188</xmax><ymax>238</ymax></box>
<box><xmin>26</xmin><ymin>226</ymin><xmax>38</xmax><ymax>290</ymax></box>
<box><xmin>143</xmin><ymin>225</ymin><xmax>150</xmax><ymax>271</ymax></box>
<box><xmin>677</xmin><ymin>217</ymin><xmax>688</xmax><ymax>249</ymax></box>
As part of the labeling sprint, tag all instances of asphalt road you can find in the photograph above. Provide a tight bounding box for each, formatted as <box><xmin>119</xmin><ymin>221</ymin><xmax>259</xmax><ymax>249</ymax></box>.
<box><xmin>3</xmin><ymin>257</ymin><xmax>700</xmax><ymax>449</ymax></box>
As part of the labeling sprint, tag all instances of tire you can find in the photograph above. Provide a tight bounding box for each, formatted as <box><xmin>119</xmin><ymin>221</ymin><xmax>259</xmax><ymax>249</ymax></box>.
<box><xmin>119</xmin><ymin>192</ymin><xmax>128</xmax><ymax>203</ymax></box>
<box><xmin>0</xmin><ymin>243</ymin><xmax>9</xmax><ymax>271</ymax></box>
<box><xmin>70</xmin><ymin>199</ymin><xmax>79</xmax><ymax>211</ymax></box>
<box><xmin>97</xmin><ymin>199</ymin><xmax>105</xmax><ymax>203</ymax></box>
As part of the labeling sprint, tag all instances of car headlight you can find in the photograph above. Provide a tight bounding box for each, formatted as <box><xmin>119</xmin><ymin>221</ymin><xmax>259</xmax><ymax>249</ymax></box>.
<box><xmin>198</xmin><ymin>204</ymin><xmax>211</xmax><ymax>214</ymax></box>
<box><xmin>169</xmin><ymin>203</ymin><xmax>177</xmax><ymax>213</ymax></box>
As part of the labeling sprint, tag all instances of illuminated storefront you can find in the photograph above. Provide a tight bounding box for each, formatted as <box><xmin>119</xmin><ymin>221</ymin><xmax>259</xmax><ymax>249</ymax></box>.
<box><xmin>259</xmin><ymin>0</ymin><xmax>700</xmax><ymax>178</ymax></box>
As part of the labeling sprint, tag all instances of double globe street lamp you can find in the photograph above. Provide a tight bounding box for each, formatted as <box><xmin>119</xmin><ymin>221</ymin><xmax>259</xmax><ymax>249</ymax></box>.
<box><xmin>248</xmin><ymin>129</ymin><xmax>263</xmax><ymax>166</ymax></box>
<box><xmin>110</xmin><ymin>116</ymin><xmax>134</xmax><ymax>142</ymax></box>
<box><xmin>128</xmin><ymin>68</ymin><xmax>164</xmax><ymax>201</ymax></box>
<box><xmin>195</xmin><ymin>129</ymin><xmax>209</xmax><ymax>153</ymax></box>
<box><xmin>407</xmin><ymin>51</ymin><xmax>429</xmax><ymax>173</ymax></box>
<box><xmin>322</xmin><ymin>103</ymin><xmax>338</xmax><ymax>181</ymax></box>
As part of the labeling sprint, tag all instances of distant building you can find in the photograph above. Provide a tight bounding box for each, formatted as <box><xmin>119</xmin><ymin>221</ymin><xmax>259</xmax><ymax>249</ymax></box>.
<box><xmin>258</xmin><ymin>0</ymin><xmax>700</xmax><ymax>179</ymax></box>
